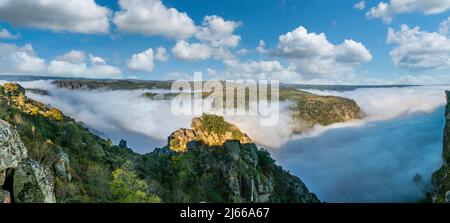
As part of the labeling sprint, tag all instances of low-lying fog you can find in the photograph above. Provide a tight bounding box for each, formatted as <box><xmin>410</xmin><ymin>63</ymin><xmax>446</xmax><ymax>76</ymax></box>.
<box><xmin>2</xmin><ymin>80</ymin><xmax>448</xmax><ymax>202</ymax></box>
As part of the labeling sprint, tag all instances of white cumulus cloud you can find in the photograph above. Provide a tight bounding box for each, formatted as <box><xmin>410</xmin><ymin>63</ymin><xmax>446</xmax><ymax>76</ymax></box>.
<box><xmin>155</xmin><ymin>47</ymin><xmax>169</xmax><ymax>62</ymax></box>
<box><xmin>217</xmin><ymin>59</ymin><xmax>302</xmax><ymax>82</ymax></box>
<box><xmin>0</xmin><ymin>0</ymin><xmax>110</xmax><ymax>34</ymax></box>
<box><xmin>127</xmin><ymin>48</ymin><xmax>155</xmax><ymax>72</ymax></box>
<box><xmin>172</xmin><ymin>40</ymin><xmax>212</xmax><ymax>61</ymax></box>
<box><xmin>195</xmin><ymin>15</ymin><xmax>242</xmax><ymax>48</ymax></box>
<box><xmin>55</xmin><ymin>50</ymin><xmax>86</xmax><ymax>64</ymax></box>
<box><xmin>0</xmin><ymin>43</ymin><xmax>46</xmax><ymax>74</ymax></box>
<box><xmin>171</xmin><ymin>15</ymin><xmax>242</xmax><ymax>62</ymax></box>
<box><xmin>366</xmin><ymin>0</ymin><xmax>450</xmax><ymax>24</ymax></box>
<box><xmin>256</xmin><ymin>40</ymin><xmax>267</xmax><ymax>54</ymax></box>
<box><xmin>387</xmin><ymin>24</ymin><xmax>450</xmax><ymax>71</ymax></box>
<box><xmin>113</xmin><ymin>0</ymin><xmax>196</xmax><ymax>40</ymax></box>
<box><xmin>48</xmin><ymin>51</ymin><xmax>122</xmax><ymax>78</ymax></box>
<box><xmin>439</xmin><ymin>16</ymin><xmax>450</xmax><ymax>36</ymax></box>
<box><xmin>276</xmin><ymin>26</ymin><xmax>372</xmax><ymax>79</ymax></box>
<box><xmin>354</xmin><ymin>1</ymin><xmax>366</xmax><ymax>10</ymax></box>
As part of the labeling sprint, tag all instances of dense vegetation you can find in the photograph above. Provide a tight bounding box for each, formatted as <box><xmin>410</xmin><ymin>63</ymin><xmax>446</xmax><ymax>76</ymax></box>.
<box><xmin>280</xmin><ymin>88</ymin><xmax>362</xmax><ymax>130</ymax></box>
<box><xmin>199</xmin><ymin>114</ymin><xmax>244</xmax><ymax>139</ymax></box>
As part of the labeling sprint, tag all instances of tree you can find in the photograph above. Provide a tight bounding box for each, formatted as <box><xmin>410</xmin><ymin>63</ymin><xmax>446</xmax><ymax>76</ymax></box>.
<box><xmin>110</xmin><ymin>162</ymin><xmax>161</xmax><ymax>203</ymax></box>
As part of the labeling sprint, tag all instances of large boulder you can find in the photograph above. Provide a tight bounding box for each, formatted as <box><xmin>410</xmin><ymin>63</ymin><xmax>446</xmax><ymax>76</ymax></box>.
<box><xmin>14</xmin><ymin>159</ymin><xmax>56</xmax><ymax>203</ymax></box>
<box><xmin>1</xmin><ymin>119</ymin><xmax>56</xmax><ymax>203</ymax></box>
<box><xmin>0</xmin><ymin>120</ymin><xmax>28</xmax><ymax>173</ymax></box>
<box><xmin>0</xmin><ymin>119</ymin><xmax>28</xmax><ymax>203</ymax></box>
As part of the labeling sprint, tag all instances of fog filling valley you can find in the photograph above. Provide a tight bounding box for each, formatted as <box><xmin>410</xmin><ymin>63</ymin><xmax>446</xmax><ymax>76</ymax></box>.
<box><xmin>3</xmin><ymin>80</ymin><xmax>448</xmax><ymax>202</ymax></box>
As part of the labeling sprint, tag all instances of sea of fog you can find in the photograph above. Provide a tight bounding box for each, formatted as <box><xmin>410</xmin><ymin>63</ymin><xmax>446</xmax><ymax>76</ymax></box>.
<box><xmin>1</xmin><ymin>80</ymin><xmax>448</xmax><ymax>202</ymax></box>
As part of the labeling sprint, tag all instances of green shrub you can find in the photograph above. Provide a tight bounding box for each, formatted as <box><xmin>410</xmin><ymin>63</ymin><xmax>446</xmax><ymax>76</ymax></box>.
<box><xmin>110</xmin><ymin>162</ymin><xmax>161</xmax><ymax>203</ymax></box>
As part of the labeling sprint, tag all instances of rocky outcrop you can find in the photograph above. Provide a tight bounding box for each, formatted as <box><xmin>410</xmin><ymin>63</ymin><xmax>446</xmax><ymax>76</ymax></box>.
<box><xmin>0</xmin><ymin>120</ymin><xmax>28</xmax><ymax>170</ymax></box>
<box><xmin>0</xmin><ymin>119</ymin><xmax>27</xmax><ymax>203</ymax></box>
<box><xmin>432</xmin><ymin>91</ymin><xmax>450</xmax><ymax>203</ymax></box>
<box><xmin>0</xmin><ymin>83</ymin><xmax>64</xmax><ymax>120</ymax></box>
<box><xmin>150</xmin><ymin>114</ymin><xmax>320</xmax><ymax>203</ymax></box>
<box><xmin>119</xmin><ymin>139</ymin><xmax>128</xmax><ymax>149</ymax></box>
<box><xmin>0</xmin><ymin>119</ymin><xmax>56</xmax><ymax>203</ymax></box>
<box><xmin>14</xmin><ymin>159</ymin><xmax>56</xmax><ymax>203</ymax></box>
<box><xmin>168</xmin><ymin>114</ymin><xmax>252</xmax><ymax>152</ymax></box>
<box><xmin>54</xmin><ymin>148</ymin><xmax>71</xmax><ymax>182</ymax></box>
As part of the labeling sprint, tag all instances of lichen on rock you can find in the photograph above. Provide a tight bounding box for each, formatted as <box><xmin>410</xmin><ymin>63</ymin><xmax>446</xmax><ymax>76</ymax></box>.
<box><xmin>0</xmin><ymin>119</ymin><xmax>28</xmax><ymax>172</ymax></box>
<box><xmin>1</xmin><ymin>118</ymin><xmax>56</xmax><ymax>203</ymax></box>
<box><xmin>14</xmin><ymin>159</ymin><xmax>56</xmax><ymax>203</ymax></box>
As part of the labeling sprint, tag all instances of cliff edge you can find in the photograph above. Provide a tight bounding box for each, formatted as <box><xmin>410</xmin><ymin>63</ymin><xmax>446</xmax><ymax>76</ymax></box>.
<box><xmin>431</xmin><ymin>91</ymin><xmax>450</xmax><ymax>203</ymax></box>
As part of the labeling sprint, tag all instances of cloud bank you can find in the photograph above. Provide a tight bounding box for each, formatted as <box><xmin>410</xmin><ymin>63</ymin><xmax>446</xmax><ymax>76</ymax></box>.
<box><xmin>272</xmin><ymin>86</ymin><xmax>448</xmax><ymax>202</ymax></box>
<box><xmin>17</xmin><ymin>80</ymin><xmax>293</xmax><ymax>151</ymax></box>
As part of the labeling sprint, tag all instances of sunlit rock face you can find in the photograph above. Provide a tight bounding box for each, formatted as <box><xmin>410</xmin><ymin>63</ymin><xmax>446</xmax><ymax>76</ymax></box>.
<box><xmin>168</xmin><ymin>114</ymin><xmax>252</xmax><ymax>152</ymax></box>
<box><xmin>156</xmin><ymin>114</ymin><xmax>319</xmax><ymax>203</ymax></box>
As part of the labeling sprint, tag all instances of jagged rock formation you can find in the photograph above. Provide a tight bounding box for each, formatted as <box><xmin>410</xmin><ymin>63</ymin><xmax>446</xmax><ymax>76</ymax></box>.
<box><xmin>0</xmin><ymin>119</ymin><xmax>56</xmax><ymax>203</ymax></box>
<box><xmin>0</xmin><ymin>83</ymin><xmax>63</xmax><ymax>120</ymax></box>
<box><xmin>0</xmin><ymin>120</ymin><xmax>28</xmax><ymax>170</ymax></box>
<box><xmin>148</xmin><ymin>114</ymin><xmax>319</xmax><ymax>203</ymax></box>
<box><xmin>119</xmin><ymin>139</ymin><xmax>128</xmax><ymax>149</ymax></box>
<box><xmin>0</xmin><ymin>119</ymin><xmax>27</xmax><ymax>203</ymax></box>
<box><xmin>169</xmin><ymin>114</ymin><xmax>252</xmax><ymax>152</ymax></box>
<box><xmin>14</xmin><ymin>159</ymin><xmax>56</xmax><ymax>203</ymax></box>
<box><xmin>432</xmin><ymin>91</ymin><xmax>450</xmax><ymax>203</ymax></box>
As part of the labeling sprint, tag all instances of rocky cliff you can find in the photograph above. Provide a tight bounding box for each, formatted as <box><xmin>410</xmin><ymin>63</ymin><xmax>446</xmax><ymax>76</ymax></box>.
<box><xmin>0</xmin><ymin>120</ymin><xmax>56</xmax><ymax>203</ymax></box>
<box><xmin>168</xmin><ymin>115</ymin><xmax>252</xmax><ymax>152</ymax></box>
<box><xmin>431</xmin><ymin>91</ymin><xmax>450</xmax><ymax>203</ymax></box>
<box><xmin>144</xmin><ymin>114</ymin><xmax>319</xmax><ymax>203</ymax></box>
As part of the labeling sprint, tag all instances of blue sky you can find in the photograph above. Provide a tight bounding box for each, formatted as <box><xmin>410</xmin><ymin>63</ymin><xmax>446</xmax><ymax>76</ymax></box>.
<box><xmin>0</xmin><ymin>0</ymin><xmax>450</xmax><ymax>84</ymax></box>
